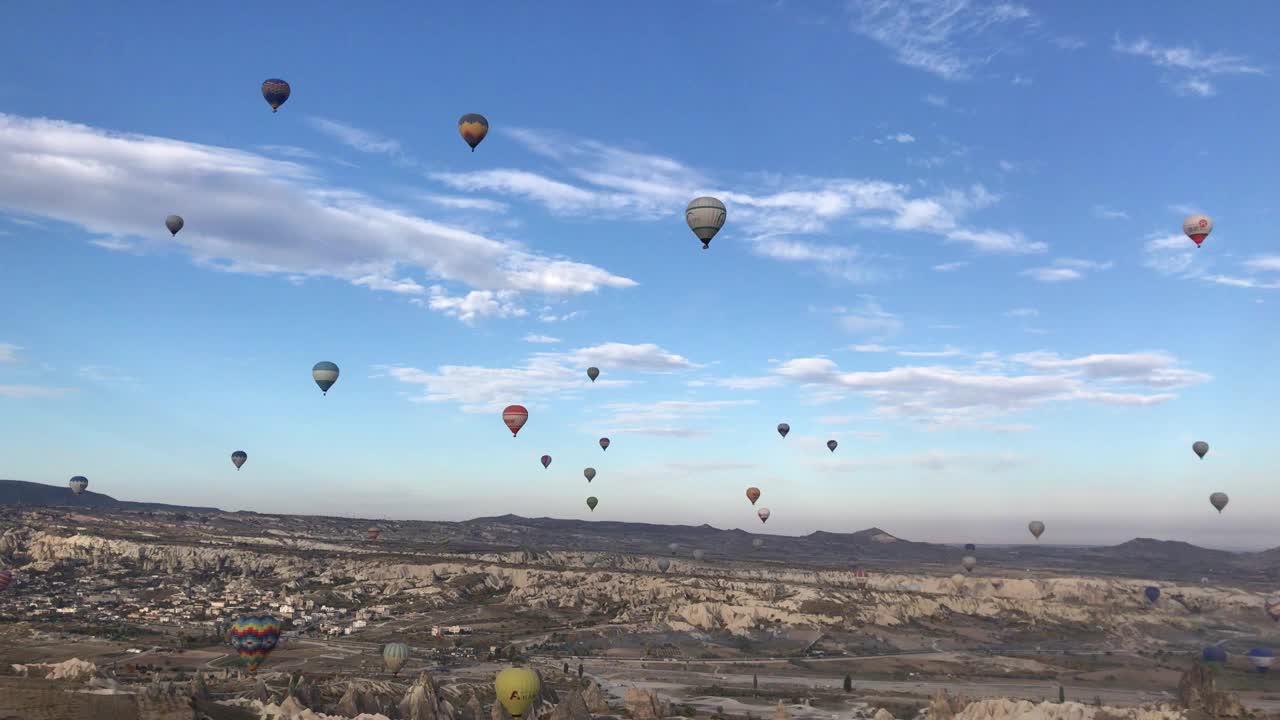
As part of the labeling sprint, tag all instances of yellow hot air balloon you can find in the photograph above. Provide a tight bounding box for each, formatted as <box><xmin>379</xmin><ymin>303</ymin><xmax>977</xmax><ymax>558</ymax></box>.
<box><xmin>495</xmin><ymin>666</ymin><xmax>540</xmax><ymax>719</ymax></box>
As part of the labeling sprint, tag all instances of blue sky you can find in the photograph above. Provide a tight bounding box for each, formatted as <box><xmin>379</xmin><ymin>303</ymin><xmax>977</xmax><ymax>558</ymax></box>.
<box><xmin>1</xmin><ymin>2</ymin><xmax>1277</xmax><ymax>547</ymax></box>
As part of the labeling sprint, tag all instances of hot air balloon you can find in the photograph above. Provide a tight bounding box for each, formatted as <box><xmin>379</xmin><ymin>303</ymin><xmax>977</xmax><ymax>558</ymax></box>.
<box><xmin>540</xmin><ymin>455</ymin><xmax>552</xmax><ymax>469</ymax></box>
<box><xmin>586</xmin><ymin>496</ymin><xmax>598</xmax><ymax>511</ymax></box>
<box><xmin>693</xmin><ymin>549</ymin><xmax>705</xmax><ymax>561</ymax></box>
<box><xmin>1144</xmin><ymin>586</ymin><xmax>1161</xmax><ymax>604</ymax></box>
<box><xmin>228</xmin><ymin>615</ymin><xmax>281</xmax><ymax>672</ymax></box>
<box><xmin>1183</xmin><ymin>214</ymin><xmax>1213</xmax><ymax>248</ymax></box>
<box><xmin>752</xmin><ymin>538</ymin><xmax>764</xmax><ymax>550</ymax></box>
<box><xmin>658</xmin><ymin>558</ymin><xmax>671</xmax><ymax>572</ymax></box>
<box><xmin>231</xmin><ymin>451</ymin><xmax>247</xmax><ymax>470</ymax></box>
<box><xmin>757</xmin><ymin>507</ymin><xmax>771</xmax><ymax>524</ymax></box>
<box><xmin>961</xmin><ymin>555</ymin><xmax>977</xmax><ymax>573</ymax></box>
<box><xmin>0</xmin><ymin>569</ymin><xmax>12</xmax><ymax>593</ymax></box>
<box><xmin>599</xmin><ymin>437</ymin><xmax>610</xmax><ymax>451</ymax></box>
<box><xmin>165</xmin><ymin>215</ymin><xmax>184</xmax><ymax>236</ymax></box>
<box><xmin>827</xmin><ymin>440</ymin><xmax>838</xmax><ymax>452</ymax></box>
<box><xmin>495</xmin><ymin>667</ymin><xmax>540</xmax><ymax>719</ymax></box>
<box><xmin>686</xmin><ymin>196</ymin><xmax>726</xmax><ymax>250</ymax></box>
<box><xmin>587</xmin><ymin>367</ymin><xmax>599</xmax><ymax>382</ymax></box>
<box><xmin>312</xmin><ymin>362</ymin><xmax>339</xmax><ymax>395</ymax></box>
<box><xmin>964</xmin><ymin>543</ymin><xmax>976</xmax><ymax>552</ymax></box>
<box><xmin>1248</xmin><ymin>648</ymin><xmax>1274</xmax><ymax>673</ymax></box>
<box><xmin>261</xmin><ymin>79</ymin><xmax>291</xmax><ymax>113</ymax></box>
<box><xmin>746</xmin><ymin>487</ymin><xmax>761</xmax><ymax>505</ymax></box>
<box><xmin>367</xmin><ymin>527</ymin><xmax>381</xmax><ymax>541</ymax></box>
<box><xmin>503</xmin><ymin>405</ymin><xmax>529</xmax><ymax>437</ymax></box>
<box><xmin>990</xmin><ymin>578</ymin><xmax>1005</xmax><ymax>589</ymax></box>
<box><xmin>1193</xmin><ymin>441</ymin><xmax>1209</xmax><ymax>459</ymax></box>
<box><xmin>1028</xmin><ymin>521</ymin><xmax>1045</xmax><ymax>540</ymax></box>
<box><xmin>383</xmin><ymin>642</ymin><xmax>410</xmax><ymax>675</ymax></box>
<box><xmin>69</xmin><ymin>476</ymin><xmax>88</xmax><ymax>496</ymax></box>
<box><xmin>458</xmin><ymin>113</ymin><xmax>489</xmax><ymax>152</ymax></box>
<box><xmin>1202</xmin><ymin>645</ymin><xmax>1228</xmax><ymax>668</ymax></box>
<box><xmin>668</xmin><ymin>543</ymin><xmax>679</xmax><ymax>555</ymax></box>
<box><xmin>583</xmin><ymin>467</ymin><xmax>596</xmax><ymax>482</ymax></box>
<box><xmin>853</xmin><ymin>567</ymin><xmax>868</xmax><ymax>587</ymax></box>
<box><xmin>950</xmin><ymin>574</ymin><xmax>966</xmax><ymax>591</ymax></box>
<box><xmin>777</xmin><ymin>423</ymin><xmax>790</xmax><ymax>438</ymax></box>
<box><xmin>1210</xmin><ymin>492</ymin><xmax>1229</xmax><ymax>513</ymax></box>
<box><xmin>1266</xmin><ymin>595</ymin><xmax>1280</xmax><ymax>622</ymax></box>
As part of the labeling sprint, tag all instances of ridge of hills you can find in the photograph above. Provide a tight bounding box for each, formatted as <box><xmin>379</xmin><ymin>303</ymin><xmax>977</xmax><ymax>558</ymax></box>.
<box><xmin>1</xmin><ymin>479</ymin><xmax>1276</xmax><ymax>581</ymax></box>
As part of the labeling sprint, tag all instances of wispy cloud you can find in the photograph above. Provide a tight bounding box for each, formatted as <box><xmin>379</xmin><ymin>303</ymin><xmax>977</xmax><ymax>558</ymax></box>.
<box><xmin>1052</xmin><ymin>36</ymin><xmax>1087</xmax><ymax>51</ymax></box>
<box><xmin>1114</xmin><ymin>37</ymin><xmax>1265</xmax><ymax>97</ymax></box>
<box><xmin>1021</xmin><ymin>257</ymin><xmax>1113</xmax><ymax>283</ymax></box>
<box><xmin>847</xmin><ymin>0</ymin><xmax>1037</xmax><ymax>81</ymax></box>
<box><xmin>419</xmin><ymin>194</ymin><xmax>509</xmax><ymax>213</ymax></box>
<box><xmin>0</xmin><ymin>113</ymin><xmax>636</xmax><ymax>325</ymax></box>
<box><xmin>79</xmin><ymin>365</ymin><xmax>138</xmax><ymax>384</ymax></box>
<box><xmin>522</xmin><ymin>334</ymin><xmax>561</xmax><ymax>344</ymax></box>
<box><xmin>923</xmin><ymin>94</ymin><xmax>949</xmax><ymax>108</ymax></box>
<box><xmin>1003</xmin><ymin>307</ymin><xmax>1039</xmax><ymax>318</ymax></box>
<box><xmin>932</xmin><ymin>261</ymin><xmax>968</xmax><ymax>272</ymax></box>
<box><xmin>382</xmin><ymin>341</ymin><xmax>698</xmax><ymax>413</ymax></box>
<box><xmin>773</xmin><ymin>348</ymin><xmax>1208</xmax><ymax>428</ymax></box>
<box><xmin>306</xmin><ymin>117</ymin><xmax>406</xmax><ymax>159</ymax></box>
<box><xmin>1092</xmin><ymin>205</ymin><xmax>1129</xmax><ymax>220</ymax></box>
<box><xmin>874</xmin><ymin>132</ymin><xmax>916</xmax><ymax>144</ymax></box>
<box><xmin>0</xmin><ymin>343</ymin><xmax>21</xmax><ymax>363</ymax></box>
<box><xmin>0</xmin><ymin>384</ymin><xmax>76</xmax><ymax>398</ymax></box>
<box><xmin>598</xmin><ymin>399</ymin><xmax>755</xmax><ymax>438</ymax></box>
<box><xmin>896</xmin><ymin>346</ymin><xmax>964</xmax><ymax>358</ymax></box>
<box><xmin>833</xmin><ymin>297</ymin><xmax>903</xmax><ymax>338</ymax></box>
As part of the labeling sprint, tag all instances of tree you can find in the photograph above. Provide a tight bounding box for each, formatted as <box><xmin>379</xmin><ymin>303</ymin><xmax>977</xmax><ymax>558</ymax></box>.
<box><xmin>1058</xmin><ymin>686</ymin><xmax>1065</xmax><ymax>703</ymax></box>
<box><xmin>578</xmin><ymin>663</ymin><xmax>584</xmax><ymax>679</ymax></box>
<box><xmin>843</xmin><ymin>674</ymin><xmax>852</xmax><ymax>692</ymax></box>
<box><xmin>752</xmin><ymin>673</ymin><xmax>758</xmax><ymax>696</ymax></box>
<box><xmin>563</xmin><ymin>662</ymin><xmax>570</xmax><ymax>674</ymax></box>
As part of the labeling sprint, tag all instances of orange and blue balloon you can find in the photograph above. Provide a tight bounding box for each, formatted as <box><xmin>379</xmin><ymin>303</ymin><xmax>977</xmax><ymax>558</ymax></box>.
<box><xmin>228</xmin><ymin>615</ymin><xmax>281</xmax><ymax>672</ymax></box>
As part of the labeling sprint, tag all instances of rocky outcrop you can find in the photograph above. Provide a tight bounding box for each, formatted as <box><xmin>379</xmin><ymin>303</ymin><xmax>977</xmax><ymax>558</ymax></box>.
<box><xmin>944</xmin><ymin>699</ymin><xmax>1186</xmax><ymax>720</ymax></box>
<box><xmin>772</xmin><ymin>700</ymin><xmax>790</xmax><ymax>720</ymax></box>
<box><xmin>625</xmin><ymin>687</ymin><xmax>668</xmax><ymax>720</ymax></box>
<box><xmin>551</xmin><ymin>689</ymin><xmax>593</xmax><ymax>720</ymax></box>
<box><xmin>10</xmin><ymin>657</ymin><xmax>97</xmax><ymax>681</ymax></box>
<box><xmin>873</xmin><ymin>710</ymin><xmax>896</xmax><ymax>720</ymax></box>
<box><xmin>1177</xmin><ymin>662</ymin><xmax>1247</xmax><ymax>718</ymax></box>
<box><xmin>400</xmin><ymin>671</ymin><xmax>456</xmax><ymax>720</ymax></box>
<box><xmin>582</xmin><ymin>682</ymin><xmax>610</xmax><ymax>714</ymax></box>
<box><xmin>459</xmin><ymin>693</ymin><xmax>485</xmax><ymax>720</ymax></box>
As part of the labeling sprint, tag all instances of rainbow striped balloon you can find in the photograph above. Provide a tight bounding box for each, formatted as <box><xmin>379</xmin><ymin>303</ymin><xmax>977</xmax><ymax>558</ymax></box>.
<box><xmin>228</xmin><ymin>615</ymin><xmax>281</xmax><ymax>672</ymax></box>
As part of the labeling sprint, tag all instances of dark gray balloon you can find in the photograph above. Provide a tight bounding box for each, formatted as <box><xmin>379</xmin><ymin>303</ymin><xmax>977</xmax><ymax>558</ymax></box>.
<box><xmin>1193</xmin><ymin>441</ymin><xmax>1209</xmax><ymax>459</ymax></box>
<box><xmin>165</xmin><ymin>215</ymin><xmax>184</xmax><ymax>236</ymax></box>
<box><xmin>1210</xmin><ymin>492</ymin><xmax>1228</xmax><ymax>513</ymax></box>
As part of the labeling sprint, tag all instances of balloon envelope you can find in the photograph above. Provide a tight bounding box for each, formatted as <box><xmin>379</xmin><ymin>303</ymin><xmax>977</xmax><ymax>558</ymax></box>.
<box><xmin>584</xmin><ymin>467</ymin><xmax>596</xmax><ymax>482</ymax></box>
<box><xmin>757</xmin><ymin>507</ymin><xmax>771</xmax><ymax>523</ymax></box>
<box><xmin>383</xmin><ymin>642</ymin><xmax>410</xmax><ymax>674</ymax></box>
<box><xmin>777</xmin><ymin>423</ymin><xmax>790</xmax><ymax>438</ymax></box>
<box><xmin>165</xmin><ymin>215</ymin><xmax>184</xmax><ymax>236</ymax></box>
<box><xmin>540</xmin><ymin>455</ymin><xmax>552</xmax><ymax>469</ymax></box>
<box><xmin>367</xmin><ymin>527</ymin><xmax>381</xmax><ymax>541</ymax></box>
<box><xmin>228</xmin><ymin>615</ymin><xmax>281</xmax><ymax>672</ymax></box>
<box><xmin>746</xmin><ymin>487</ymin><xmax>761</xmax><ymax>505</ymax></box>
<box><xmin>312</xmin><ymin>362</ymin><xmax>339</xmax><ymax>394</ymax></box>
<box><xmin>261</xmin><ymin>79</ymin><xmax>291</xmax><ymax>112</ymax></box>
<box><xmin>686</xmin><ymin>196</ymin><xmax>726</xmax><ymax>249</ymax></box>
<box><xmin>503</xmin><ymin>405</ymin><xmax>529</xmax><ymax>437</ymax></box>
<box><xmin>1183</xmin><ymin>214</ymin><xmax>1213</xmax><ymax>246</ymax></box>
<box><xmin>599</xmin><ymin>437</ymin><xmax>610</xmax><ymax>451</ymax></box>
<box><xmin>752</xmin><ymin>538</ymin><xmax>764</xmax><ymax>549</ymax></box>
<box><xmin>1249</xmin><ymin>648</ymin><xmax>1275</xmax><ymax>672</ymax></box>
<box><xmin>668</xmin><ymin>543</ymin><xmax>679</xmax><ymax>555</ymax></box>
<box><xmin>692</xmin><ymin>549</ymin><xmax>705</xmax><ymax>561</ymax></box>
<box><xmin>1209</xmin><ymin>492</ymin><xmax>1229</xmax><ymax>513</ymax></box>
<box><xmin>1192</xmin><ymin>441</ymin><xmax>1209</xmax><ymax>459</ymax></box>
<box><xmin>964</xmin><ymin>543</ymin><xmax>976</xmax><ymax>552</ymax></box>
<box><xmin>827</xmin><ymin>440</ymin><xmax>838</xmax><ymax>452</ymax></box>
<box><xmin>961</xmin><ymin>555</ymin><xmax>977</xmax><ymax>572</ymax></box>
<box><xmin>586</xmin><ymin>496</ymin><xmax>598</xmax><ymax>511</ymax></box>
<box><xmin>1144</xmin><ymin>586</ymin><xmax>1161</xmax><ymax>603</ymax></box>
<box><xmin>69</xmin><ymin>476</ymin><xmax>88</xmax><ymax>495</ymax></box>
<box><xmin>495</xmin><ymin>667</ymin><xmax>540</xmax><ymax>719</ymax></box>
<box><xmin>1202</xmin><ymin>646</ymin><xmax>1228</xmax><ymax>665</ymax></box>
<box><xmin>458</xmin><ymin>113</ymin><xmax>489</xmax><ymax>151</ymax></box>
<box><xmin>231</xmin><ymin>451</ymin><xmax>247</xmax><ymax>470</ymax></box>
<box><xmin>657</xmin><ymin>558</ymin><xmax>671</xmax><ymax>572</ymax></box>
<box><xmin>587</xmin><ymin>367</ymin><xmax>599</xmax><ymax>382</ymax></box>
<box><xmin>1028</xmin><ymin>521</ymin><xmax>1045</xmax><ymax>539</ymax></box>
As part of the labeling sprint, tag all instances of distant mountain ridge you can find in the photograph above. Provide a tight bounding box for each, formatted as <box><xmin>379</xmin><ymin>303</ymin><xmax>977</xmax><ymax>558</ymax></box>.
<box><xmin>0</xmin><ymin>479</ymin><xmax>219</xmax><ymax>514</ymax></box>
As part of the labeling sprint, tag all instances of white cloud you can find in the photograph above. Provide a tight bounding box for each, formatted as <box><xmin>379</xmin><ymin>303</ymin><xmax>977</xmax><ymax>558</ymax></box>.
<box><xmin>420</xmin><ymin>194</ymin><xmax>509</xmax><ymax>213</ymax></box>
<box><xmin>79</xmin><ymin>365</ymin><xmax>137</xmax><ymax>384</ymax></box>
<box><xmin>447</xmin><ymin>128</ymin><xmax>1040</xmax><ymax>267</ymax></box>
<box><xmin>420</xmin><ymin>286</ymin><xmax>526</xmax><ymax>323</ymax></box>
<box><xmin>382</xmin><ymin>341</ymin><xmax>697</xmax><ymax>412</ymax></box>
<box><xmin>0</xmin><ymin>343</ymin><xmax>19</xmax><ymax>363</ymax></box>
<box><xmin>771</xmin><ymin>348</ymin><xmax>1207</xmax><ymax>428</ymax></box>
<box><xmin>88</xmin><ymin>237</ymin><xmax>136</xmax><ymax>252</ymax></box>
<box><xmin>896</xmin><ymin>346</ymin><xmax>964</xmax><ymax>358</ymax></box>
<box><xmin>1114</xmin><ymin>37</ymin><xmax>1265</xmax><ymax>97</ymax></box>
<box><xmin>850</xmin><ymin>344</ymin><xmax>892</xmax><ymax>353</ymax></box>
<box><xmin>306</xmin><ymin>117</ymin><xmax>404</xmax><ymax>157</ymax></box>
<box><xmin>1244</xmin><ymin>256</ymin><xmax>1280</xmax><ymax>272</ymax></box>
<box><xmin>1004</xmin><ymin>307</ymin><xmax>1039</xmax><ymax>318</ymax></box>
<box><xmin>597</xmin><ymin>399</ymin><xmax>755</xmax><ymax>438</ymax></box>
<box><xmin>256</xmin><ymin>144</ymin><xmax>320</xmax><ymax>160</ymax></box>
<box><xmin>1021</xmin><ymin>257</ymin><xmax>1113</xmax><ymax>282</ymax></box>
<box><xmin>0</xmin><ymin>384</ymin><xmax>76</xmax><ymax>398</ymax></box>
<box><xmin>0</xmin><ymin>113</ymin><xmax>637</xmax><ymax>323</ymax></box>
<box><xmin>997</xmin><ymin>160</ymin><xmax>1017</xmax><ymax>172</ymax></box>
<box><xmin>847</xmin><ymin>0</ymin><xmax>1036</xmax><ymax>81</ymax></box>
<box><xmin>884</xmin><ymin>132</ymin><xmax>916</xmax><ymax>144</ymax></box>
<box><xmin>1011</xmin><ymin>74</ymin><xmax>1033</xmax><ymax>86</ymax></box>
<box><xmin>523</xmin><ymin>334</ymin><xmax>561</xmax><ymax>344</ymax></box>
<box><xmin>932</xmin><ymin>261</ymin><xmax>968</xmax><ymax>272</ymax></box>
<box><xmin>923</xmin><ymin>94</ymin><xmax>949</xmax><ymax>107</ymax></box>
<box><xmin>1052</xmin><ymin>36</ymin><xmax>1087</xmax><ymax>50</ymax></box>
<box><xmin>836</xmin><ymin>297</ymin><xmax>903</xmax><ymax>337</ymax></box>
<box><xmin>1092</xmin><ymin>205</ymin><xmax>1129</xmax><ymax>220</ymax></box>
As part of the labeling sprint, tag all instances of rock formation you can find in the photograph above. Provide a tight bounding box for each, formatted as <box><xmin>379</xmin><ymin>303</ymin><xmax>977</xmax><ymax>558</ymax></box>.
<box><xmin>1177</xmin><ymin>661</ymin><xmax>1247</xmax><ymax>718</ymax></box>
<box><xmin>551</xmin><ymin>689</ymin><xmax>593</xmax><ymax>720</ymax></box>
<box><xmin>582</xmin><ymin>681</ymin><xmax>610</xmax><ymax>714</ymax></box>
<box><xmin>625</xmin><ymin>687</ymin><xmax>669</xmax><ymax>720</ymax></box>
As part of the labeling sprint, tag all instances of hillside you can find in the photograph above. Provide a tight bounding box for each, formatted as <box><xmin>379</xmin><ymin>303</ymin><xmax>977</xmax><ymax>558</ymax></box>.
<box><xmin>0</xmin><ymin>479</ymin><xmax>219</xmax><ymax>514</ymax></box>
